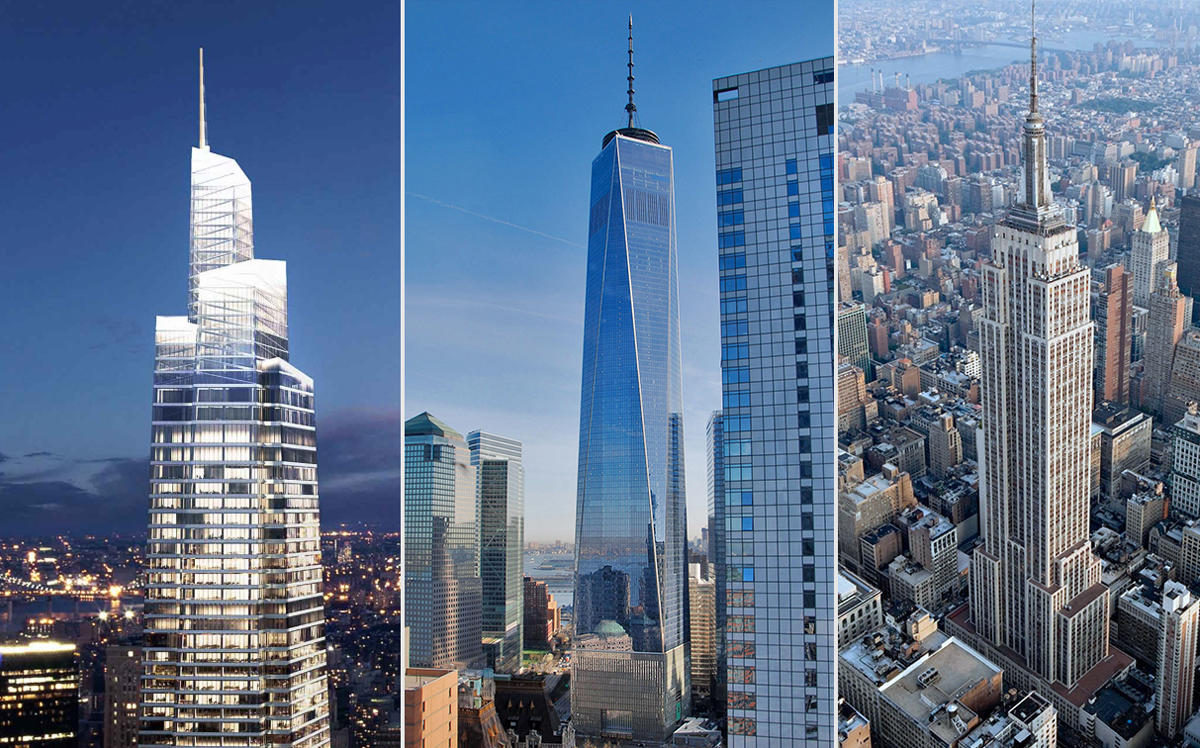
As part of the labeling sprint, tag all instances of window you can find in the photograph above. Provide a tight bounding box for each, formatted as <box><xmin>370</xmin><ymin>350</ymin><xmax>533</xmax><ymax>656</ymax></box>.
<box><xmin>717</xmin><ymin>168</ymin><xmax>743</xmax><ymax>185</ymax></box>
<box><xmin>720</xmin><ymin>253</ymin><xmax>746</xmax><ymax>271</ymax></box>
<box><xmin>816</xmin><ymin>103</ymin><xmax>834</xmax><ymax>135</ymax></box>
<box><xmin>741</xmin><ymin>517</ymin><xmax>753</xmax><ymax>531</ymax></box>
<box><xmin>787</xmin><ymin>181</ymin><xmax>799</xmax><ymax>196</ymax></box>
<box><xmin>719</xmin><ymin>231</ymin><xmax>746</xmax><ymax>249</ymax></box>
<box><xmin>814</xmin><ymin>70</ymin><xmax>834</xmax><ymax>84</ymax></box>
<box><xmin>719</xmin><ymin>209</ymin><xmax>745</xmax><ymax>226</ymax></box>
<box><xmin>789</xmin><ymin>202</ymin><xmax>801</xmax><ymax>218</ymax></box>
<box><xmin>786</xmin><ymin>158</ymin><xmax>798</xmax><ymax>175</ymax></box>
<box><xmin>718</xmin><ymin>189</ymin><xmax>743</xmax><ymax>206</ymax></box>
<box><xmin>715</xmin><ymin>87</ymin><xmax>739</xmax><ymax>103</ymax></box>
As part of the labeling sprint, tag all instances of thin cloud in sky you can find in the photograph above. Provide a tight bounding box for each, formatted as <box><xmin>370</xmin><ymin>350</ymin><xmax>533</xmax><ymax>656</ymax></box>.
<box><xmin>407</xmin><ymin>192</ymin><xmax>585</xmax><ymax>249</ymax></box>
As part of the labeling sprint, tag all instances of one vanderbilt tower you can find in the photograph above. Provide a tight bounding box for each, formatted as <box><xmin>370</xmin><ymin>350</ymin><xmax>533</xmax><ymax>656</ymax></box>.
<box><xmin>957</xmin><ymin>6</ymin><xmax>1131</xmax><ymax>721</ymax></box>
<box><xmin>140</xmin><ymin>51</ymin><xmax>331</xmax><ymax>747</ymax></box>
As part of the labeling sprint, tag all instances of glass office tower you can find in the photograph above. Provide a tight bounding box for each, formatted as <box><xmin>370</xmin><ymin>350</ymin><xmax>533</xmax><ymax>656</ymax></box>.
<box><xmin>467</xmin><ymin>430</ymin><xmax>525</xmax><ymax>674</ymax></box>
<box><xmin>713</xmin><ymin>58</ymin><xmax>836</xmax><ymax>744</ymax></box>
<box><xmin>405</xmin><ymin>414</ymin><xmax>484</xmax><ymax>670</ymax></box>
<box><xmin>572</xmin><ymin>120</ymin><xmax>690</xmax><ymax>744</ymax></box>
<box><xmin>141</xmin><ymin>53</ymin><xmax>330</xmax><ymax>748</ymax></box>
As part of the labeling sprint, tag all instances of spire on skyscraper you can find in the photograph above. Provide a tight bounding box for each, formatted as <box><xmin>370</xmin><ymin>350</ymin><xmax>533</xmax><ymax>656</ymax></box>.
<box><xmin>625</xmin><ymin>15</ymin><xmax>637</xmax><ymax>128</ymax></box>
<box><xmin>1029</xmin><ymin>0</ymin><xmax>1038</xmax><ymax>115</ymax></box>
<box><xmin>1016</xmin><ymin>0</ymin><xmax>1055</xmax><ymax>218</ymax></box>
<box><xmin>198</xmin><ymin>48</ymin><xmax>208</xmax><ymax>150</ymax></box>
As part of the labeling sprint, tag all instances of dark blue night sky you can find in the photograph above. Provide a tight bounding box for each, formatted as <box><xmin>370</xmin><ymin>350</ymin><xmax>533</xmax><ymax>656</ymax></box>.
<box><xmin>0</xmin><ymin>1</ymin><xmax>400</xmax><ymax>535</ymax></box>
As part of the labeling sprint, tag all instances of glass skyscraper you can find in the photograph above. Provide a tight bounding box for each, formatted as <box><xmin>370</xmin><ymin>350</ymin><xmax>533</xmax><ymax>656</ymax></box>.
<box><xmin>713</xmin><ymin>58</ymin><xmax>836</xmax><ymax>744</ymax></box>
<box><xmin>705</xmin><ymin>410</ymin><xmax>726</xmax><ymax>715</ymax></box>
<box><xmin>571</xmin><ymin>110</ymin><xmax>690</xmax><ymax>743</ymax></box>
<box><xmin>405</xmin><ymin>413</ymin><xmax>484</xmax><ymax>670</ymax></box>
<box><xmin>141</xmin><ymin>52</ymin><xmax>330</xmax><ymax>747</ymax></box>
<box><xmin>467</xmin><ymin>430</ymin><xmax>525</xmax><ymax>674</ymax></box>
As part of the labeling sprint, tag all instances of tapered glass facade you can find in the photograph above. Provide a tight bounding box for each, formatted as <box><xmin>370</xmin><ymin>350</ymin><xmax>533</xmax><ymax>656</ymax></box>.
<box><xmin>140</xmin><ymin>82</ymin><xmax>330</xmax><ymax>745</ymax></box>
<box><xmin>572</xmin><ymin>127</ymin><xmax>689</xmax><ymax>745</ymax></box>
<box><xmin>714</xmin><ymin>58</ymin><xmax>836</xmax><ymax>745</ymax></box>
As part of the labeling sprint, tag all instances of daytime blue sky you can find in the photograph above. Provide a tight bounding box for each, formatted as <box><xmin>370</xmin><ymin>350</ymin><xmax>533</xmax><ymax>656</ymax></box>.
<box><xmin>405</xmin><ymin>1</ymin><xmax>835</xmax><ymax>541</ymax></box>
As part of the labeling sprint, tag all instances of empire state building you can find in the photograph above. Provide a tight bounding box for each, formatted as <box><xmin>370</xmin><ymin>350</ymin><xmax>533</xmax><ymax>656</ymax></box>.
<box><xmin>949</xmin><ymin>8</ymin><xmax>1132</xmax><ymax>728</ymax></box>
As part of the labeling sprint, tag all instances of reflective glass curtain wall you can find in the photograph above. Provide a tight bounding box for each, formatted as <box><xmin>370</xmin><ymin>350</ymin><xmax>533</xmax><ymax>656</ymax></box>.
<box><xmin>468</xmin><ymin>431</ymin><xmax>525</xmax><ymax>674</ymax></box>
<box><xmin>405</xmin><ymin>414</ymin><xmax>484</xmax><ymax>670</ymax></box>
<box><xmin>141</xmin><ymin>131</ymin><xmax>330</xmax><ymax>744</ymax></box>
<box><xmin>713</xmin><ymin>59</ymin><xmax>836</xmax><ymax>745</ymax></box>
<box><xmin>572</xmin><ymin>128</ymin><xmax>689</xmax><ymax>744</ymax></box>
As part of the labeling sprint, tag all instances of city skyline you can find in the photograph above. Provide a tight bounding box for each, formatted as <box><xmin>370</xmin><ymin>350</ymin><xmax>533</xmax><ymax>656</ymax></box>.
<box><xmin>0</xmin><ymin>2</ymin><xmax>400</xmax><ymax>537</ymax></box>
<box><xmin>405</xmin><ymin>2</ymin><xmax>835</xmax><ymax>543</ymax></box>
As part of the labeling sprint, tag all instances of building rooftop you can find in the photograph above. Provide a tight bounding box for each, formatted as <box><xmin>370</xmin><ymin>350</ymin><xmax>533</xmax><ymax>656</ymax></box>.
<box><xmin>880</xmin><ymin>637</ymin><xmax>1002</xmax><ymax>745</ymax></box>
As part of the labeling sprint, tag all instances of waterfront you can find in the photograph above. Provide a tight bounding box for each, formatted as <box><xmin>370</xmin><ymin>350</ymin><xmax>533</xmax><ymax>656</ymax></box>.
<box><xmin>839</xmin><ymin>30</ymin><xmax>1166</xmax><ymax>101</ymax></box>
<box><xmin>525</xmin><ymin>549</ymin><xmax>573</xmax><ymax>610</ymax></box>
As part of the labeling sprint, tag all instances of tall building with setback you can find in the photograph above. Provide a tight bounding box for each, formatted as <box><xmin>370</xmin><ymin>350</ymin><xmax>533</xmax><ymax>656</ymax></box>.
<box><xmin>1091</xmin><ymin>264</ymin><xmax>1132</xmax><ymax>405</ymax></box>
<box><xmin>839</xmin><ymin>301</ymin><xmax>872</xmax><ymax>378</ymax></box>
<box><xmin>0</xmin><ymin>641</ymin><xmax>76</xmax><ymax>747</ymax></box>
<box><xmin>1129</xmin><ymin>199</ymin><xmax>1169</xmax><ymax>308</ymax></box>
<box><xmin>1176</xmin><ymin>194</ymin><xmax>1200</xmax><ymax>323</ymax></box>
<box><xmin>467</xmin><ymin>431</ymin><xmax>525</xmax><ymax>674</ymax></box>
<box><xmin>956</xmin><ymin>24</ymin><xmax>1129</xmax><ymax>727</ymax></box>
<box><xmin>405</xmin><ymin>413</ymin><xmax>483</xmax><ymax>670</ymax></box>
<box><xmin>141</xmin><ymin>53</ymin><xmax>330</xmax><ymax>747</ymax></box>
<box><xmin>571</xmin><ymin>24</ymin><xmax>689</xmax><ymax>744</ymax></box>
<box><xmin>1143</xmin><ymin>262</ymin><xmax>1187</xmax><ymax>417</ymax></box>
<box><xmin>714</xmin><ymin>56</ymin><xmax>836</xmax><ymax>744</ymax></box>
<box><xmin>104</xmin><ymin>643</ymin><xmax>141</xmax><ymax>748</ymax></box>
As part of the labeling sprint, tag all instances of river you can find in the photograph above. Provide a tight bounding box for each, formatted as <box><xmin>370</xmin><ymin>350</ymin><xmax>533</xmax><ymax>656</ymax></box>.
<box><xmin>839</xmin><ymin>29</ymin><xmax>1167</xmax><ymax>101</ymax></box>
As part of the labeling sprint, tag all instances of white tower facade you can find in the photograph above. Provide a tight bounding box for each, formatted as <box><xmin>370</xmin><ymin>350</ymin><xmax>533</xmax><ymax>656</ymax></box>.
<box><xmin>1130</xmin><ymin>200</ymin><xmax>1170</xmax><ymax>308</ymax></box>
<box><xmin>140</xmin><ymin>52</ymin><xmax>330</xmax><ymax>748</ymax></box>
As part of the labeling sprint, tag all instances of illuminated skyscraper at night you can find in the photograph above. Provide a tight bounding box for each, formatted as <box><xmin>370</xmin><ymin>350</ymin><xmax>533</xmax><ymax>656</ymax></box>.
<box><xmin>571</xmin><ymin>20</ymin><xmax>689</xmax><ymax>745</ymax></box>
<box><xmin>713</xmin><ymin>57</ymin><xmax>837</xmax><ymax>745</ymax></box>
<box><xmin>140</xmin><ymin>51</ymin><xmax>330</xmax><ymax>747</ymax></box>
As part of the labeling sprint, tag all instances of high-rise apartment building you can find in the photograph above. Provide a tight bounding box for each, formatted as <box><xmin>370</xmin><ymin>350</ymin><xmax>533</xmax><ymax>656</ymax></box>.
<box><xmin>0</xmin><ymin>641</ymin><xmax>77</xmax><ymax>748</ymax></box>
<box><xmin>1131</xmin><ymin>200</ymin><xmax>1169</xmax><ymax>308</ymax></box>
<box><xmin>104</xmin><ymin>643</ymin><xmax>142</xmax><ymax>748</ymax></box>
<box><xmin>956</xmin><ymin>27</ymin><xmax>1127</xmax><ymax>727</ymax></box>
<box><xmin>571</xmin><ymin>26</ymin><xmax>689</xmax><ymax>744</ymax></box>
<box><xmin>714</xmin><ymin>57</ymin><xmax>836</xmax><ymax>744</ymax></box>
<box><xmin>1091</xmin><ymin>264</ymin><xmax>1132</xmax><ymax>405</ymax></box>
<box><xmin>1155</xmin><ymin>583</ymin><xmax>1200</xmax><ymax>738</ymax></box>
<box><xmin>1176</xmin><ymin>195</ymin><xmax>1200</xmax><ymax>323</ymax></box>
<box><xmin>467</xmin><ymin>430</ymin><xmax>525</xmax><ymax>674</ymax></box>
<box><xmin>141</xmin><ymin>53</ymin><xmax>330</xmax><ymax>747</ymax></box>
<box><xmin>839</xmin><ymin>301</ymin><xmax>872</xmax><ymax>378</ymax></box>
<box><xmin>1172</xmin><ymin>404</ymin><xmax>1200</xmax><ymax>519</ymax></box>
<box><xmin>404</xmin><ymin>413</ymin><xmax>483</xmax><ymax>670</ymax></box>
